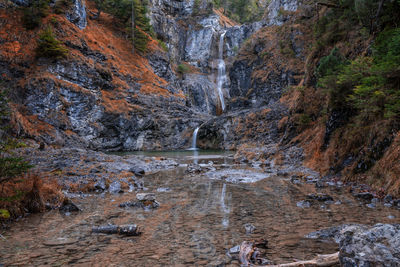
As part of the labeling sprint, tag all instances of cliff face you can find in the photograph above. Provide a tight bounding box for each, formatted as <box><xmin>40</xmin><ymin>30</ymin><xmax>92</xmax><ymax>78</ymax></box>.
<box><xmin>1</xmin><ymin>6</ymin><xmax>207</xmax><ymax>151</ymax></box>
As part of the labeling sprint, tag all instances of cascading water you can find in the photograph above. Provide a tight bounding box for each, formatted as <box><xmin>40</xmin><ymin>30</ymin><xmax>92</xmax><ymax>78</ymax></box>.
<box><xmin>191</xmin><ymin>127</ymin><xmax>200</xmax><ymax>150</ymax></box>
<box><xmin>216</xmin><ymin>31</ymin><xmax>227</xmax><ymax>111</ymax></box>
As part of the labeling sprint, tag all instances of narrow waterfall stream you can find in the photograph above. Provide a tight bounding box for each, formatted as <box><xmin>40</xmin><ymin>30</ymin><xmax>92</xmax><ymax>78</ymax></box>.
<box><xmin>216</xmin><ymin>31</ymin><xmax>227</xmax><ymax>111</ymax></box>
<box><xmin>191</xmin><ymin>127</ymin><xmax>200</xmax><ymax>150</ymax></box>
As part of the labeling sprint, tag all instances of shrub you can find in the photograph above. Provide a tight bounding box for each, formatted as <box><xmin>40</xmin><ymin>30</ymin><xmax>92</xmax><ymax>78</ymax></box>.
<box><xmin>36</xmin><ymin>27</ymin><xmax>68</xmax><ymax>59</ymax></box>
<box><xmin>0</xmin><ymin>90</ymin><xmax>32</xmax><ymax>186</ymax></box>
<box><xmin>158</xmin><ymin>40</ymin><xmax>168</xmax><ymax>52</ymax></box>
<box><xmin>177</xmin><ymin>63</ymin><xmax>189</xmax><ymax>74</ymax></box>
<box><xmin>22</xmin><ymin>0</ymin><xmax>50</xmax><ymax>30</ymax></box>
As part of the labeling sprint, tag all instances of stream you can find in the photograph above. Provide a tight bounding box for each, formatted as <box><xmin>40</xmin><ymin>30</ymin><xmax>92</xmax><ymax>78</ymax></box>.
<box><xmin>1</xmin><ymin>151</ymin><xmax>400</xmax><ymax>266</ymax></box>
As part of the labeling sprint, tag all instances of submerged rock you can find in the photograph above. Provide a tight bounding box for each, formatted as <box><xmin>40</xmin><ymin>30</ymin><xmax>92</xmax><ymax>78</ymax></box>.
<box><xmin>354</xmin><ymin>192</ymin><xmax>374</xmax><ymax>201</ymax></box>
<box><xmin>59</xmin><ymin>199</ymin><xmax>80</xmax><ymax>213</ymax></box>
<box><xmin>244</xmin><ymin>223</ymin><xmax>256</xmax><ymax>234</ymax></box>
<box><xmin>296</xmin><ymin>200</ymin><xmax>311</xmax><ymax>208</ymax></box>
<box><xmin>92</xmin><ymin>224</ymin><xmax>140</xmax><ymax>236</ymax></box>
<box><xmin>119</xmin><ymin>193</ymin><xmax>159</xmax><ymax>210</ymax></box>
<box><xmin>306</xmin><ymin>193</ymin><xmax>334</xmax><ymax>202</ymax></box>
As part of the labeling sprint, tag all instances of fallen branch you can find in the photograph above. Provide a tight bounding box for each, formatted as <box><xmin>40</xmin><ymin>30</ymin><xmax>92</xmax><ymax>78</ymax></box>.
<box><xmin>261</xmin><ymin>252</ymin><xmax>339</xmax><ymax>267</ymax></box>
<box><xmin>238</xmin><ymin>241</ymin><xmax>339</xmax><ymax>267</ymax></box>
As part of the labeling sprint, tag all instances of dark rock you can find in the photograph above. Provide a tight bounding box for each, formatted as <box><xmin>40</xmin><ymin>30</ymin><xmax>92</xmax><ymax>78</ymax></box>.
<box><xmin>384</xmin><ymin>195</ymin><xmax>393</xmax><ymax>204</ymax></box>
<box><xmin>10</xmin><ymin>0</ymin><xmax>30</xmax><ymax>6</ymax></box>
<box><xmin>92</xmin><ymin>224</ymin><xmax>140</xmax><ymax>236</ymax></box>
<box><xmin>354</xmin><ymin>192</ymin><xmax>374</xmax><ymax>201</ymax></box>
<box><xmin>315</xmin><ymin>180</ymin><xmax>326</xmax><ymax>188</ymax></box>
<box><xmin>306</xmin><ymin>193</ymin><xmax>334</xmax><ymax>202</ymax></box>
<box><xmin>186</xmin><ymin>163</ymin><xmax>203</xmax><ymax>174</ymax></box>
<box><xmin>244</xmin><ymin>223</ymin><xmax>256</xmax><ymax>234</ymax></box>
<box><xmin>305</xmin><ymin>224</ymin><xmax>365</xmax><ymax>243</ymax></box>
<box><xmin>94</xmin><ymin>179</ymin><xmax>107</xmax><ymax>191</ymax></box>
<box><xmin>130</xmin><ymin>167</ymin><xmax>145</xmax><ymax>177</ymax></box>
<box><xmin>59</xmin><ymin>199</ymin><xmax>80</xmax><ymax>213</ymax></box>
<box><xmin>119</xmin><ymin>200</ymin><xmax>160</xmax><ymax>210</ymax></box>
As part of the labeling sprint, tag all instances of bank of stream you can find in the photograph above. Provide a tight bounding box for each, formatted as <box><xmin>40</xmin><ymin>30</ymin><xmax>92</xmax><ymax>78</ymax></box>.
<box><xmin>1</xmin><ymin>150</ymin><xmax>400</xmax><ymax>266</ymax></box>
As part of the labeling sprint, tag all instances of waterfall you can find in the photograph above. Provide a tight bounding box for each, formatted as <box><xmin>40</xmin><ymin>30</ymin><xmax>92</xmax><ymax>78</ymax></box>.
<box><xmin>217</xmin><ymin>31</ymin><xmax>227</xmax><ymax>111</ymax></box>
<box><xmin>191</xmin><ymin>127</ymin><xmax>200</xmax><ymax>150</ymax></box>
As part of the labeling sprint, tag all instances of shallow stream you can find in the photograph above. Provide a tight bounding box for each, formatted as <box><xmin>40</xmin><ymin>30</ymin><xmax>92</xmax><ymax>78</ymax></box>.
<box><xmin>1</xmin><ymin>151</ymin><xmax>400</xmax><ymax>266</ymax></box>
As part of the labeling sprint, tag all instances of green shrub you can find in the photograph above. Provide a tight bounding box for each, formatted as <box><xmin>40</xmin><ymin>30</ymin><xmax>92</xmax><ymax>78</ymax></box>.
<box><xmin>0</xmin><ymin>90</ymin><xmax>32</xmax><ymax>185</ymax></box>
<box><xmin>317</xmin><ymin>28</ymin><xmax>400</xmax><ymax>120</ymax></box>
<box><xmin>158</xmin><ymin>40</ymin><xmax>168</xmax><ymax>52</ymax></box>
<box><xmin>22</xmin><ymin>0</ymin><xmax>50</xmax><ymax>30</ymax></box>
<box><xmin>36</xmin><ymin>27</ymin><xmax>68</xmax><ymax>59</ymax></box>
<box><xmin>316</xmin><ymin>48</ymin><xmax>345</xmax><ymax>79</ymax></box>
<box><xmin>177</xmin><ymin>64</ymin><xmax>189</xmax><ymax>74</ymax></box>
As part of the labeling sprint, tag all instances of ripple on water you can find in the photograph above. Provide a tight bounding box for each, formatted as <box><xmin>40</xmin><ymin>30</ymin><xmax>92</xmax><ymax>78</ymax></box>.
<box><xmin>204</xmin><ymin>169</ymin><xmax>271</xmax><ymax>183</ymax></box>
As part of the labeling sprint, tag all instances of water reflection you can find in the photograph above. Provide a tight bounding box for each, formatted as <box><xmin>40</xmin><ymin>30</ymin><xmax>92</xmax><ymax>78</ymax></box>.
<box><xmin>1</xmin><ymin>154</ymin><xmax>400</xmax><ymax>266</ymax></box>
<box><xmin>193</xmin><ymin>149</ymin><xmax>198</xmax><ymax>164</ymax></box>
<box><xmin>220</xmin><ymin>183</ymin><xmax>231</xmax><ymax>228</ymax></box>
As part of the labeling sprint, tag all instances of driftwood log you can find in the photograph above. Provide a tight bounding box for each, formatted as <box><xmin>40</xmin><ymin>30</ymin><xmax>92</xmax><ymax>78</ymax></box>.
<box><xmin>239</xmin><ymin>241</ymin><xmax>339</xmax><ymax>267</ymax></box>
<box><xmin>92</xmin><ymin>224</ymin><xmax>140</xmax><ymax>236</ymax></box>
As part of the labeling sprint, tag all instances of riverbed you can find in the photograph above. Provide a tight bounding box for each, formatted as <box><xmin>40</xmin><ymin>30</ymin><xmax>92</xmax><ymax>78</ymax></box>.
<box><xmin>1</xmin><ymin>150</ymin><xmax>399</xmax><ymax>266</ymax></box>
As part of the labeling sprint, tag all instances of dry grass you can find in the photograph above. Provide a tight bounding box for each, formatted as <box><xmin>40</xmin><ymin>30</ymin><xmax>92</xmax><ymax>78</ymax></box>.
<box><xmin>0</xmin><ymin>173</ymin><xmax>64</xmax><ymax>220</ymax></box>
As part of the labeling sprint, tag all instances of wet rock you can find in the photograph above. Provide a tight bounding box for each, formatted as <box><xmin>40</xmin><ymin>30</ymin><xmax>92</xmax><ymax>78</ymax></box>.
<box><xmin>354</xmin><ymin>192</ymin><xmax>374</xmax><ymax>201</ymax></box>
<box><xmin>384</xmin><ymin>194</ymin><xmax>393</xmax><ymax>204</ymax></box>
<box><xmin>307</xmin><ymin>224</ymin><xmax>400</xmax><ymax>266</ymax></box>
<box><xmin>136</xmin><ymin>193</ymin><xmax>156</xmax><ymax>201</ymax></box>
<box><xmin>306</xmin><ymin>193</ymin><xmax>333</xmax><ymax>202</ymax></box>
<box><xmin>296</xmin><ymin>200</ymin><xmax>311</xmax><ymax>208</ymax></box>
<box><xmin>109</xmin><ymin>181</ymin><xmax>123</xmax><ymax>194</ymax></box>
<box><xmin>305</xmin><ymin>224</ymin><xmax>365</xmax><ymax>243</ymax></box>
<box><xmin>130</xmin><ymin>167</ymin><xmax>145</xmax><ymax>177</ymax></box>
<box><xmin>157</xmin><ymin>187</ymin><xmax>171</xmax><ymax>192</ymax></box>
<box><xmin>92</xmin><ymin>224</ymin><xmax>140</xmax><ymax>236</ymax></box>
<box><xmin>66</xmin><ymin>0</ymin><xmax>87</xmax><ymax>29</ymax></box>
<box><xmin>94</xmin><ymin>179</ymin><xmax>107</xmax><ymax>191</ymax></box>
<box><xmin>228</xmin><ymin>245</ymin><xmax>241</xmax><ymax>255</ymax></box>
<box><xmin>59</xmin><ymin>199</ymin><xmax>80</xmax><ymax>213</ymax></box>
<box><xmin>315</xmin><ymin>180</ymin><xmax>326</xmax><ymax>188</ymax></box>
<box><xmin>339</xmin><ymin>224</ymin><xmax>400</xmax><ymax>266</ymax></box>
<box><xmin>366</xmin><ymin>203</ymin><xmax>376</xmax><ymax>209</ymax></box>
<box><xmin>244</xmin><ymin>223</ymin><xmax>256</xmax><ymax>234</ymax></box>
<box><xmin>186</xmin><ymin>163</ymin><xmax>203</xmax><ymax>174</ymax></box>
<box><xmin>119</xmin><ymin>193</ymin><xmax>159</xmax><ymax>210</ymax></box>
